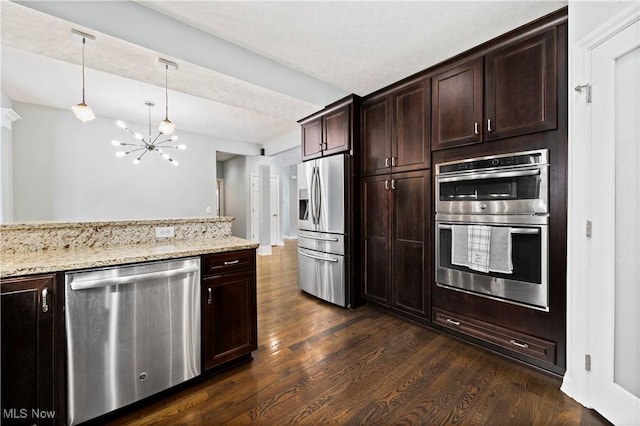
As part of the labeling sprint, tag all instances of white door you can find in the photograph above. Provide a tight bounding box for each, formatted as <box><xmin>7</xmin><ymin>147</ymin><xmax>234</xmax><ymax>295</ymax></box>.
<box><xmin>270</xmin><ymin>176</ymin><xmax>280</xmax><ymax>246</ymax></box>
<box><xmin>587</xmin><ymin>18</ymin><xmax>640</xmax><ymax>425</ymax></box>
<box><xmin>250</xmin><ymin>175</ymin><xmax>259</xmax><ymax>242</ymax></box>
<box><xmin>250</xmin><ymin>174</ymin><xmax>280</xmax><ymax>245</ymax></box>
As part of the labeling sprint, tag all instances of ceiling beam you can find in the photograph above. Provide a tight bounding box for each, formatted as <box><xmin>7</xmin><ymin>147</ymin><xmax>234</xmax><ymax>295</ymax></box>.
<box><xmin>16</xmin><ymin>0</ymin><xmax>348</xmax><ymax>106</ymax></box>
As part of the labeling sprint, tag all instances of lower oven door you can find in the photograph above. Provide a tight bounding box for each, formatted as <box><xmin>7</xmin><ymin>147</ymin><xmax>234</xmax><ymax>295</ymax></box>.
<box><xmin>436</xmin><ymin>221</ymin><xmax>548</xmax><ymax>311</ymax></box>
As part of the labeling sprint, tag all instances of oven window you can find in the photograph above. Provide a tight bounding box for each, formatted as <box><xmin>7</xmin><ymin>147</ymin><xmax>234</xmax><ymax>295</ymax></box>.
<box><xmin>438</xmin><ymin>226</ymin><xmax>542</xmax><ymax>284</ymax></box>
<box><xmin>439</xmin><ymin>174</ymin><xmax>540</xmax><ymax>201</ymax></box>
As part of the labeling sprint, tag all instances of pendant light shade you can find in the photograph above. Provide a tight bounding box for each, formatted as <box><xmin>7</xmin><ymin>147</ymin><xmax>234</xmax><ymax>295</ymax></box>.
<box><xmin>158</xmin><ymin>59</ymin><xmax>177</xmax><ymax>135</ymax></box>
<box><xmin>71</xmin><ymin>29</ymin><xmax>96</xmax><ymax>123</ymax></box>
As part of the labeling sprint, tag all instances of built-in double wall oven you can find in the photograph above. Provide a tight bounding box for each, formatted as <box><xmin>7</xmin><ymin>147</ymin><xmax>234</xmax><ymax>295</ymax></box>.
<box><xmin>435</xmin><ymin>149</ymin><xmax>550</xmax><ymax>311</ymax></box>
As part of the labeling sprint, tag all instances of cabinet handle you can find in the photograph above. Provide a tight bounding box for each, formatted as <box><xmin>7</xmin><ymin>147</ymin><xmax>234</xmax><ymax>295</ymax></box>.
<box><xmin>487</xmin><ymin>119</ymin><xmax>493</xmax><ymax>132</ymax></box>
<box><xmin>224</xmin><ymin>259</ymin><xmax>240</xmax><ymax>266</ymax></box>
<box><xmin>385</xmin><ymin>180</ymin><xmax>389</xmax><ymax>190</ymax></box>
<box><xmin>509</xmin><ymin>339</ymin><xmax>529</xmax><ymax>349</ymax></box>
<box><xmin>385</xmin><ymin>157</ymin><xmax>390</xmax><ymax>168</ymax></box>
<box><xmin>391</xmin><ymin>156</ymin><xmax>397</xmax><ymax>167</ymax></box>
<box><xmin>391</xmin><ymin>179</ymin><xmax>396</xmax><ymax>190</ymax></box>
<box><xmin>41</xmin><ymin>288</ymin><xmax>49</xmax><ymax>313</ymax></box>
<box><xmin>208</xmin><ymin>288</ymin><xmax>214</xmax><ymax>305</ymax></box>
<box><xmin>446</xmin><ymin>318</ymin><xmax>460</xmax><ymax>326</ymax></box>
<box><xmin>474</xmin><ymin>122</ymin><xmax>479</xmax><ymax>135</ymax></box>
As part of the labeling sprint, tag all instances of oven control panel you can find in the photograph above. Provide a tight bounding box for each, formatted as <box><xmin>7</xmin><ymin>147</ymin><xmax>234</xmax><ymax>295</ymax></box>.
<box><xmin>437</xmin><ymin>150</ymin><xmax>548</xmax><ymax>175</ymax></box>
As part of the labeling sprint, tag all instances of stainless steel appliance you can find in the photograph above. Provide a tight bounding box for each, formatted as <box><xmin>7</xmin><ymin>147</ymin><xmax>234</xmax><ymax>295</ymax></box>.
<box><xmin>435</xmin><ymin>149</ymin><xmax>550</xmax><ymax>310</ymax></box>
<box><xmin>297</xmin><ymin>154</ymin><xmax>350</xmax><ymax>307</ymax></box>
<box><xmin>65</xmin><ymin>258</ymin><xmax>201</xmax><ymax>425</ymax></box>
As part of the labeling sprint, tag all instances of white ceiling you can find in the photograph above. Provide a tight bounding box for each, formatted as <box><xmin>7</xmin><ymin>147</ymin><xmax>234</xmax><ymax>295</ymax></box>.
<box><xmin>1</xmin><ymin>1</ymin><xmax>567</xmax><ymax>153</ymax></box>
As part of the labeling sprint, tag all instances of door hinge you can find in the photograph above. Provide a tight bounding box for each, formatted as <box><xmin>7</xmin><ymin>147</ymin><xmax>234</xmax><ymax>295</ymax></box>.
<box><xmin>586</xmin><ymin>220</ymin><xmax>592</xmax><ymax>238</ymax></box>
<box><xmin>574</xmin><ymin>84</ymin><xmax>592</xmax><ymax>103</ymax></box>
<box><xmin>585</xmin><ymin>354</ymin><xmax>591</xmax><ymax>371</ymax></box>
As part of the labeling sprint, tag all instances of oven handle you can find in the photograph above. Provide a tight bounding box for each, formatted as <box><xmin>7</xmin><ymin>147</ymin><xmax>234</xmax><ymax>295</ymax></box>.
<box><xmin>437</xmin><ymin>224</ymin><xmax>539</xmax><ymax>235</ymax></box>
<box><xmin>437</xmin><ymin>168</ymin><xmax>540</xmax><ymax>183</ymax></box>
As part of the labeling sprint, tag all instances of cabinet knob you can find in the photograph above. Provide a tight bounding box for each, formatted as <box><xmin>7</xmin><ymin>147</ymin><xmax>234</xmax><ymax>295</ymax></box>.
<box><xmin>385</xmin><ymin>157</ymin><xmax>390</xmax><ymax>168</ymax></box>
<box><xmin>487</xmin><ymin>119</ymin><xmax>493</xmax><ymax>132</ymax></box>
<box><xmin>208</xmin><ymin>288</ymin><xmax>214</xmax><ymax>305</ymax></box>
<box><xmin>391</xmin><ymin>156</ymin><xmax>397</xmax><ymax>167</ymax></box>
<box><xmin>474</xmin><ymin>122</ymin><xmax>479</xmax><ymax>135</ymax></box>
<box><xmin>385</xmin><ymin>180</ymin><xmax>389</xmax><ymax>190</ymax></box>
<box><xmin>391</xmin><ymin>179</ymin><xmax>396</xmax><ymax>190</ymax></box>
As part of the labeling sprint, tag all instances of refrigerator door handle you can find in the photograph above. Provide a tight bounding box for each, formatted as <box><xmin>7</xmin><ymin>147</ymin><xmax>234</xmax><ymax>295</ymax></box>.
<box><xmin>315</xmin><ymin>166</ymin><xmax>322</xmax><ymax>225</ymax></box>
<box><xmin>310</xmin><ymin>166</ymin><xmax>318</xmax><ymax>224</ymax></box>
<box><xmin>298</xmin><ymin>250</ymin><xmax>339</xmax><ymax>263</ymax></box>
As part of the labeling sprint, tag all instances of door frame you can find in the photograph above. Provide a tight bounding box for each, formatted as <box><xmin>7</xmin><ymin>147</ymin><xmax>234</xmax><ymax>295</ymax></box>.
<box><xmin>249</xmin><ymin>173</ymin><xmax>281</xmax><ymax>245</ymax></box>
<box><xmin>562</xmin><ymin>2</ymin><xmax>640</xmax><ymax>418</ymax></box>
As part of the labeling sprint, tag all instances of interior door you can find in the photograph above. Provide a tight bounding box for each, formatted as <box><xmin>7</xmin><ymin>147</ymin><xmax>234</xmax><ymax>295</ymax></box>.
<box><xmin>270</xmin><ymin>176</ymin><xmax>280</xmax><ymax>245</ymax></box>
<box><xmin>587</xmin><ymin>18</ymin><xmax>640</xmax><ymax>425</ymax></box>
<box><xmin>250</xmin><ymin>175</ymin><xmax>259</xmax><ymax>241</ymax></box>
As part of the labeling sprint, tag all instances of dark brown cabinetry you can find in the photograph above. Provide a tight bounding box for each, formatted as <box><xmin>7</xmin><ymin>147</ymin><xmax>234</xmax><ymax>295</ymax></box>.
<box><xmin>431</xmin><ymin>26</ymin><xmax>557</xmax><ymax>150</ymax></box>
<box><xmin>202</xmin><ymin>250</ymin><xmax>257</xmax><ymax>371</ymax></box>
<box><xmin>362</xmin><ymin>78</ymin><xmax>430</xmax><ymax>175</ymax></box>
<box><xmin>299</xmin><ymin>95</ymin><xmax>359</xmax><ymax>162</ymax></box>
<box><xmin>362</xmin><ymin>170</ymin><xmax>430</xmax><ymax>320</ymax></box>
<box><xmin>1</xmin><ymin>274</ymin><xmax>57</xmax><ymax>425</ymax></box>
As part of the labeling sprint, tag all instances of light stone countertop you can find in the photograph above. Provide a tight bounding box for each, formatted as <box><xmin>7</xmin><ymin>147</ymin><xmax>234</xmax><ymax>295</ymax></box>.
<box><xmin>1</xmin><ymin>236</ymin><xmax>258</xmax><ymax>278</ymax></box>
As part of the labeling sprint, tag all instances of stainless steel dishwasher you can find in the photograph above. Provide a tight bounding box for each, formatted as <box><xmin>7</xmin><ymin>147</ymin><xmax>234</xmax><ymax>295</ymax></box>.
<box><xmin>65</xmin><ymin>257</ymin><xmax>201</xmax><ymax>425</ymax></box>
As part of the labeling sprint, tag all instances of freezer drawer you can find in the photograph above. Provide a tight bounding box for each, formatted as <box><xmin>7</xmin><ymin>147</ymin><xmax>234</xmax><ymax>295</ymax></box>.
<box><xmin>298</xmin><ymin>230</ymin><xmax>345</xmax><ymax>255</ymax></box>
<box><xmin>297</xmin><ymin>247</ymin><xmax>346</xmax><ymax>307</ymax></box>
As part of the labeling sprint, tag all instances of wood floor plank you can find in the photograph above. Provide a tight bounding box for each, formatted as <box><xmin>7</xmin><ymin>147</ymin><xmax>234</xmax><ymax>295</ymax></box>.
<box><xmin>107</xmin><ymin>240</ymin><xmax>610</xmax><ymax>426</ymax></box>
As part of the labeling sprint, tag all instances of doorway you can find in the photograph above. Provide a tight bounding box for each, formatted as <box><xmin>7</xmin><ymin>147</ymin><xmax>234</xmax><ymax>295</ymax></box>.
<box><xmin>250</xmin><ymin>174</ymin><xmax>280</xmax><ymax>245</ymax></box>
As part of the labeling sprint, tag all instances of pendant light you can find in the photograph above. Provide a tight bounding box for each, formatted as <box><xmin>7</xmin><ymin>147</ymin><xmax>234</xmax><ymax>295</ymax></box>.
<box><xmin>158</xmin><ymin>58</ymin><xmax>177</xmax><ymax>135</ymax></box>
<box><xmin>71</xmin><ymin>29</ymin><xmax>96</xmax><ymax>123</ymax></box>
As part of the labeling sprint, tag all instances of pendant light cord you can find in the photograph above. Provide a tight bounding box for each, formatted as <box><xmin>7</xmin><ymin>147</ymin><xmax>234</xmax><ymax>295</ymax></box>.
<box><xmin>164</xmin><ymin>64</ymin><xmax>169</xmax><ymax>120</ymax></box>
<box><xmin>82</xmin><ymin>37</ymin><xmax>86</xmax><ymax>103</ymax></box>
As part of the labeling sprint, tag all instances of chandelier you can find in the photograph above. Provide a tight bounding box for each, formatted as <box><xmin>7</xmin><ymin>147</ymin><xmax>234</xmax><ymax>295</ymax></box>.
<box><xmin>112</xmin><ymin>101</ymin><xmax>186</xmax><ymax>166</ymax></box>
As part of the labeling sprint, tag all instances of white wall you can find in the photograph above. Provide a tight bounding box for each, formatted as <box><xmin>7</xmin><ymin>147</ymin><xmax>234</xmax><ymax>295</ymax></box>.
<box><xmin>10</xmin><ymin>102</ymin><xmax>239</xmax><ymax>222</ymax></box>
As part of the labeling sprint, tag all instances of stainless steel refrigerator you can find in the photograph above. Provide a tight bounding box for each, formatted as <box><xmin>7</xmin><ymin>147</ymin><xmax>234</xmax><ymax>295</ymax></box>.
<box><xmin>297</xmin><ymin>153</ymin><xmax>351</xmax><ymax>307</ymax></box>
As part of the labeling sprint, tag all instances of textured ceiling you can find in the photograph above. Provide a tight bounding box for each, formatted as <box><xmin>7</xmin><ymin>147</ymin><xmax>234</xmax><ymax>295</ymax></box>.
<box><xmin>1</xmin><ymin>1</ymin><xmax>567</xmax><ymax>150</ymax></box>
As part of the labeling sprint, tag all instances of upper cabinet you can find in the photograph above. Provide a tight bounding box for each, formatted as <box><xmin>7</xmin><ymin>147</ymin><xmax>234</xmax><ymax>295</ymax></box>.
<box><xmin>431</xmin><ymin>27</ymin><xmax>558</xmax><ymax>150</ymax></box>
<box><xmin>299</xmin><ymin>94</ymin><xmax>360</xmax><ymax>162</ymax></box>
<box><xmin>362</xmin><ymin>77</ymin><xmax>430</xmax><ymax>176</ymax></box>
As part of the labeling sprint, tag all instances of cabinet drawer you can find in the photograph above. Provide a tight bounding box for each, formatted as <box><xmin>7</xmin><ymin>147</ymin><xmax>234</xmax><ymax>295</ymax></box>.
<box><xmin>202</xmin><ymin>249</ymin><xmax>255</xmax><ymax>276</ymax></box>
<box><xmin>433</xmin><ymin>308</ymin><xmax>556</xmax><ymax>364</ymax></box>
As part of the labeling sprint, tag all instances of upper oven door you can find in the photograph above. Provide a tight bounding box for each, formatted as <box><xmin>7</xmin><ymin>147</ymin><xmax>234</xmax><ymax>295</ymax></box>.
<box><xmin>436</xmin><ymin>165</ymin><xmax>548</xmax><ymax>215</ymax></box>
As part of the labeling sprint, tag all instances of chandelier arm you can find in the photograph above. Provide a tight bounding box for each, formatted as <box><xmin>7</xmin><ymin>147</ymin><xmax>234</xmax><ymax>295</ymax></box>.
<box><xmin>137</xmin><ymin>149</ymin><xmax>151</xmax><ymax>161</ymax></box>
<box><xmin>151</xmin><ymin>133</ymin><xmax>162</xmax><ymax>144</ymax></box>
<box><xmin>127</xmin><ymin>147</ymin><xmax>148</xmax><ymax>154</ymax></box>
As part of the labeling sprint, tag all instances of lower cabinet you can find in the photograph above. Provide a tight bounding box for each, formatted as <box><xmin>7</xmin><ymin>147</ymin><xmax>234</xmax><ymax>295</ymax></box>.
<box><xmin>434</xmin><ymin>308</ymin><xmax>556</xmax><ymax>365</ymax></box>
<box><xmin>362</xmin><ymin>170</ymin><xmax>431</xmax><ymax>320</ymax></box>
<box><xmin>1</xmin><ymin>274</ymin><xmax>57</xmax><ymax>425</ymax></box>
<box><xmin>202</xmin><ymin>251</ymin><xmax>258</xmax><ymax>371</ymax></box>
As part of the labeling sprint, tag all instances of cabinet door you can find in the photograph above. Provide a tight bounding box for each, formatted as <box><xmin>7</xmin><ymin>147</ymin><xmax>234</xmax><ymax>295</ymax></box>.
<box><xmin>301</xmin><ymin>117</ymin><xmax>323</xmax><ymax>161</ymax></box>
<box><xmin>203</xmin><ymin>270</ymin><xmax>257</xmax><ymax>370</ymax></box>
<box><xmin>392</xmin><ymin>79</ymin><xmax>430</xmax><ymax>172</ymax></box>
<box><xmin>485</xmin><ymin>28</ymin><xmax>557</xmax><ymax>140</ymax></box>
<box><xmin>362</xmin><ymin>175</ymin><xmax>392</xmax><ymax>305</ymax></box>
<box><xmin>391</xmin><ymin>170</ymin><xmax>430</xmax><ymax>318</ymax></box>
<box><xmin>362</xmin><ymin>97</ymin><xmax>392</xmax><ymax>176</ymax></box>
<box><xmin>1</xmin><ymin>275</ymin><xmax>56</xmax><ymax>425</ymax></box>
<box><xmin>431</xmin><ymin>57</ymin><xmax>483</xmax><ymax>150</ymax></box>
<box><xmin>323</xmin><ymin>105</ymin><xmax>351</xmax><ymax>156</ymax></box>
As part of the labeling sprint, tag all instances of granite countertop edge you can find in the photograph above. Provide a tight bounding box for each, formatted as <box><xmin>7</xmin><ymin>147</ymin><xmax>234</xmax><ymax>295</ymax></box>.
<box><xmin>0</xmin><ymin>237</ymin><xmax>259</xmax><ymax>279</ymax></box>
<box><xmin>0</xmin><ymin>216</ymin><xmax>235</xmax><ymax>231</ymax></box>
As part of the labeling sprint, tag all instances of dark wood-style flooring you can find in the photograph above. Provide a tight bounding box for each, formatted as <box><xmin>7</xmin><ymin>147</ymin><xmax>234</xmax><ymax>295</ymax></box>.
<box><xmin>109</xmin><ymin>240</ymin><xmax>608</xmax><ymax>425</ymax></box>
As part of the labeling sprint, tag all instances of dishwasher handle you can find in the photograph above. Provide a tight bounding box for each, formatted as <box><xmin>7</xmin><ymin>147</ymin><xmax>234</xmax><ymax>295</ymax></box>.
<box><xmin>69</xmin><ymin>264</ymin><xmax>200</xmax><ymax>290</ymax></box>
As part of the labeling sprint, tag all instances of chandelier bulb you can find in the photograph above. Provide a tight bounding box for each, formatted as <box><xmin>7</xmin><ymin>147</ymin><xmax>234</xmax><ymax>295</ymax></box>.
<box><xmin>116</xmin><ymin>120</ymin><xmax>126</xmax><ymax>129</ymax></box>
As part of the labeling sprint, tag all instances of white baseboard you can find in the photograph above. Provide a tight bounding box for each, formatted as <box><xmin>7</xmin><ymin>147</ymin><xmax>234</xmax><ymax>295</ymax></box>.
<box><xmin>257</xmin><ymin>245</ymin><xmax>272</xmax><ymax>256</ymax></box>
